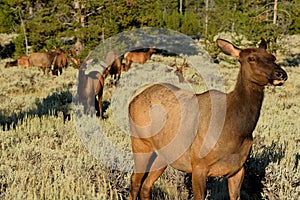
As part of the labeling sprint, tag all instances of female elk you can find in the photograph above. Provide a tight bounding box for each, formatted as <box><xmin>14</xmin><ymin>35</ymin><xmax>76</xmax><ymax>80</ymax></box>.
<box><xmin>128</xmin><ymin>39</ymin><xmax>287</xmax><ymax>199</ymax></box>
<box><xmin>103</xmin><ymin>51</ymin><xmax>124</xmax><ymax>82</ymax></box>
<box><xmin>77</xmin><ymin>62</ymin><xmax>104</xmax><ymax>118</ymax></box>
<box><xmin>173</xmin><ymin>57</ymin><xmax>186</xmax><ymax>83</ymax></box>
<box><xmin>52</xmin><ymin>53</ymin><xmax>68</xmax><ymax>76</ymax></box>
<box><xmin>124</xmin><ymin>47</ymin><xmax>156</xmax><ymax>71</ymax></box>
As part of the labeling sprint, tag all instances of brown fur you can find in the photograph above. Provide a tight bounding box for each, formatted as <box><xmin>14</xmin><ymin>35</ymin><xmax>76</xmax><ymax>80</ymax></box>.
<box><xmin>17</xmin><ymin>55</ymin><xmax>30</xmax><ymax>68</ymax></box>
<box><xmin>103</xmin><ymin>51</ymin><xmax>124</xmax><ymax>81</ymax></box>
<box><xmin>28</xmin><ymin>51</ymin><xmax>56</xmax><ymax>75</ymax></box>
<box><xmin>77</xmin><ymin>62</ymin><xmax>104</xmax><ymax>118</ymax></box>
<box><xmin>52</xmin><ymin>53</ymin><xmax>68</xmax><ymax>76</ymax></box>
<box><xmin>128</xmin><ymin>39</ymin><xmax>288</xmax><ymax>200</ymax></box>
<box><xmin>70</xmin><ymin>57</ymin><xmax>81</xmax><ymax>68</ymax></box>
<box><xmin>124</xmin><ymin>47</ymin><xmax>156</xmax><ymax>71</ymax></box>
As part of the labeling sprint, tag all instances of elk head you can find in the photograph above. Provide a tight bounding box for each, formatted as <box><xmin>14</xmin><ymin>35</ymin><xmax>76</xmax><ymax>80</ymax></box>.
<box><xmin>217</xmin><ymin>38</ymin><xmax>288</xmax><ymax>87</ymax></box>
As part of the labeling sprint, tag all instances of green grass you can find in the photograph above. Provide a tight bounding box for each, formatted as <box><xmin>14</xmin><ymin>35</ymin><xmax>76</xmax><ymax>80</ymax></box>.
<box><xmin>0</xmin><ymin>45</ymin><xmax>299</xmax><ymax>200</ymax></box>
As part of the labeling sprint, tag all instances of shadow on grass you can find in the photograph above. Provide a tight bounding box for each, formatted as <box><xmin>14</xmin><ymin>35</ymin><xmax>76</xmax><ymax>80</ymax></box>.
<box><xmin>280</xmin><ymin>53</ymin><xmax>300</xmax><ymax>67</ymax></box>
<box><xmin>0</xmin><ymin>88</ymin><xmax>113</xmax><ymax>131</ymax></box>
<box><xmin>0</xmin><ymin>90</ymin><xmax>72</xmax><ymax>131</ymax></box>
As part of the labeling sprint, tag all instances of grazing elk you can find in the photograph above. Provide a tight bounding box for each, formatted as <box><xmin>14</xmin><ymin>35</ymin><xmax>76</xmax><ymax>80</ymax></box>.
<box><xmin>128</xmin><ymin>39</ymin><xmax>287</xmax><ymax>200</ymax></box>
<box><xmin>103</xmin><ymin>50</ymin><xmax>124</xmax><ymax>83</ymax></box>
<box><xmin>124</xmin><ymin>47</ymin><xmax>156</xmax><ymax>71</ymax></box>
<box><xmin>77</xmin><ymin>61</ymin><xmax>104</xmax><ymax>118</ymax></box>
<box><xmin>17</xmin><ymin>55</ymin><xmax>30</xmax><ymax>68</ymax></box>
<box><xmin>4</xmin><ymin>60</ymin><xmax>18</xmax><ymax>68</ymax></box>
<box><xmin>28</xmin><ymin>51</ymin><xmax>56</xmax><ymax>75</ymax></box>
<box><xmin>52</xmin><ymin>53</ymin><xmax>68</xmax><ymax>76</ymax></box>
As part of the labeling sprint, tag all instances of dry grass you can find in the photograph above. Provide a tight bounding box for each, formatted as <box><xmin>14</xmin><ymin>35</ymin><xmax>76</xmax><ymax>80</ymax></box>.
<box><xmin>0</xmin><ymin>37</ymin><xmax>299</xmax><ymax>199</ymax></box>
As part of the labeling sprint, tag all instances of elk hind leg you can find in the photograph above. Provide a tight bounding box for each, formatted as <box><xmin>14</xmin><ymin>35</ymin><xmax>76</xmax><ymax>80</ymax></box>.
<box><xmin>140</xmin><ymin>155</ymin><xmax>167</xmax><ymax>199</ymax></box>
<box><xmin>130</xmin><ymin>152</ymin><xmax>154</xmax><ymax>200</ymax></box>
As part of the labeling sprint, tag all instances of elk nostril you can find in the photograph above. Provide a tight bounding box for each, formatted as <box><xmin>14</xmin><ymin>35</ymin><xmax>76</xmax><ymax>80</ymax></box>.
<box><xmin>275</xmin><ymin>71</ymin><xmax>288</xmax><ymax>80</ymax></box>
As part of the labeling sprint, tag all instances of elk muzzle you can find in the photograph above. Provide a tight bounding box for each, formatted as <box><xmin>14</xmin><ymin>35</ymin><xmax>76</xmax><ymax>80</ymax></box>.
<box><xmin>270</xmin><ymin>67</ymin><xmax>288</xmax><ymax>86</ymax></box>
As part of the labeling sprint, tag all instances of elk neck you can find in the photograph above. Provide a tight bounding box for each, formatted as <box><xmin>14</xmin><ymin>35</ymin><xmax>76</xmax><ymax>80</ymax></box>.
<box><xmin>227</xmin><ymin>68</ymin><xmax>265</xmax><ymax>137</ymax></box>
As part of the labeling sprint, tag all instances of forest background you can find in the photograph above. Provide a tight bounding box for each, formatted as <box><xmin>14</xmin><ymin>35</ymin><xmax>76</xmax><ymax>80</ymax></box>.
<box><xmin>0</xmin><ymin>0</ymin><xmax>299</xmax><ymax>59</ymax></box>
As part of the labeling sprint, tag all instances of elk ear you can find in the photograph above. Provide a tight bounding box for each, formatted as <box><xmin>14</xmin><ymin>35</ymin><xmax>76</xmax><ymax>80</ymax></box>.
<box><xmin>258</xmin><ymin>37</ymin><xmax>267</xmax><ymax>50</ymax></box>
<box><xmin>217</xmin><ymin>39</ymin><xmax>241</xmax><ymax>59</ymax></box>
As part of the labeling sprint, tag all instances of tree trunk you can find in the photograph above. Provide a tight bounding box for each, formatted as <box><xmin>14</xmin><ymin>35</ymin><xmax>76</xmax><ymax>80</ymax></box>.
<box><xmin>205</xmin><ymin>0</ymin><xmax>209</xmax><ymax>38</ymax></box>
<box><xmin>179</xmin><ymin>0</ymin><xmax>183</xmax><ymax>14</ymax></box>
<box><xmin>273</xmin><ymin>0</ymin><xmax>278</xmax><ymax>25</ymax></box>
<box><xmin>18</xmin><ymin>8</ymin><xmax>29</xmax><ymax>55</ymax></box>
<box><xmin>74</xmin><ymin>0</ymin><xmax>86</xmax><ymax>27</ymax></box>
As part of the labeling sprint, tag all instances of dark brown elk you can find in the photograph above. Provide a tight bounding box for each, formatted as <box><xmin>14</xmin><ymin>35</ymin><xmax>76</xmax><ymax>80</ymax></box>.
<box><xmin>28</xmin><ymin>51</ymin><xmax>56</xmax><ymax>75</ymax></box>
<box><xmin>77</xmin><ymin>61</ymin><xmax>104</xmax><ymax>118</ymax></box>
<box><xmin>52</xmin><ymin>53</ymin><xmax>68</xmax><ymax>76</ymax></box>
<box><xmin>103</xmin><ymin>51</ymin><xmax>124</xmax><ymax>82</ymax></box>
<box><xmin>128</xmin><ymin>39</ymin><xmax>287</xmax><ymax>200</ymax></box>
<box><xmin>4</xmin><ymin>60</ymin><xmax>18</xmax><ymax>68</ymax></box>
<box><xmin>124</xmin><ymin>47</ymin><xmax>156</xmax><ymax>71</ymax></box>
<box><xmin>17</xmin><ymin>55</ymin><xmax>30</xmax><ymax>68</ymax></box>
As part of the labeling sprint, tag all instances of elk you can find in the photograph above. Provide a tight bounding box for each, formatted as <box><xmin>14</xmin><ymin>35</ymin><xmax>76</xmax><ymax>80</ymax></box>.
<box><xmin>17</xmin><ymin>55</ymin><xmax>30</xmax><ymax>68</ymax></box>
<box><xmin>103</xmin><ymin>51</ymin><xmax>124</xmax><ymax>82</ymax></box>
<box><xmin>52</xmin><ymin>53</ymin><xmax>68</xmax><ymax>76</ymax></box>
<box><xmin>128</xmin><ymin>39</ymin><xmax>287</xmax><ymax>200</ymax></box>
<box><xmin>124</xmin><ymin>47</ymin><xmax>156</xmax><ymax>71</ymax></box>
<box><xmin>77</xmin><ymin>61</ymin><xmax>104</xmax><ymax>118</ymax></box>
<box><xmin>173</xmin><ymin>57</ymin><xmax>186</xmax><ymax>83</ymax></box>
<box><xmin>28</xmin><ymin>51</ymin><xmax>56</xmax><ymax>75</ymax></box>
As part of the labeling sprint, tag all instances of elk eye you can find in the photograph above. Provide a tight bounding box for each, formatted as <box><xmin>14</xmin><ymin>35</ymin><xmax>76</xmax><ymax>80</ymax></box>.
<box><xmin>248</xmin><ymin>57</ymin><xmax>256</xmax><ymax>62</ymax></box>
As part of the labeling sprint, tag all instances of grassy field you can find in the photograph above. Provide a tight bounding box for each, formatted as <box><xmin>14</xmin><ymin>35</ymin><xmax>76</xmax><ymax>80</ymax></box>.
<box><xmin>0</xmin><ymin>37</ymin><xmax>299</xmax><ymax>199</ymax></box>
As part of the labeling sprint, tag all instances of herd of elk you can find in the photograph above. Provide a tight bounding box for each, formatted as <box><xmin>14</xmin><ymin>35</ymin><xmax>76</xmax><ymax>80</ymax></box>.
<box><xmin>4</xmin><ymin>47</ymin><xmax>69</xmax><ymax>75</ymax></box>
<box><xmin>75</xmin><ymin>48</ymin><xmax>157</xmax><ymax>118</ymax></box>
<box><xmin>128</xmin><ymin>39</ymin><xmax>287</xmax><ymax>199</ymax></box>
<box><xmin>4</xmin><ymin>48</ymin><xmax>67</xmax><ymax>73</ymax></box>
<box><xmin>124</xmin><ymin>47</ymin><xmax>156</xmax><ymax>71</ymax></box>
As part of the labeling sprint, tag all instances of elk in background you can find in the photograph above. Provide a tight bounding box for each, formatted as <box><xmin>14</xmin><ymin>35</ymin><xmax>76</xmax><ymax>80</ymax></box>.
<box><xmin>128</xmin><ymin>38</ymin><xmax>288</xmax><ymax>200</ymax></box>
<box><xmin>77</xmin><ymin>60</ymin><xmax>104</xmax><ymax>118</ymax></box>
<box><xmin>103</xmin><ymin>50</ymin><xmax>124</xmax><ymax>83</ymax></box>
<box><xmin>28</xmin><ymin>51</ymin><xmax>56</xmax><ymax>75</ymax></box>
<box><xmin>124</xmin><ymin>47</ymin><xmax>156</xmax><ymax>71</ymax></box>
<box><xmin>18</xmin><ymin>55</ymin><xmax>30</xmax><ymax>68</ymax></box>
<box><xmin>51</xmin><ymin>48</ymin><xmax>69</xmax><ymax>76</ymax></box>
<box><xmin>5</xmin><ymin>55</ymin><xmax>30</xmax><ymax>68</ymax></box>
<box><xmin>173</xmin><ymin>57</ymin><xmax>186</xmax><ymax>83</ymax></box>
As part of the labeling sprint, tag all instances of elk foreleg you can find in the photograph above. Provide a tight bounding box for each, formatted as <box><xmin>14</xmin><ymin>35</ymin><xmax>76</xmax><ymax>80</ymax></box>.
<box><xmin>228</xmin><ymin>167</ymin><xmax>245</xmax><ymax>200</ymax></box>
<box><xmin>192</xmin><ymin>166</ymin><xmax>208</xmax><ymax>200</ymax></box>
<box><xmin>97</xmin><ymin>94</ymin><xmax>103</xmax><ymax>118</ymax></box>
